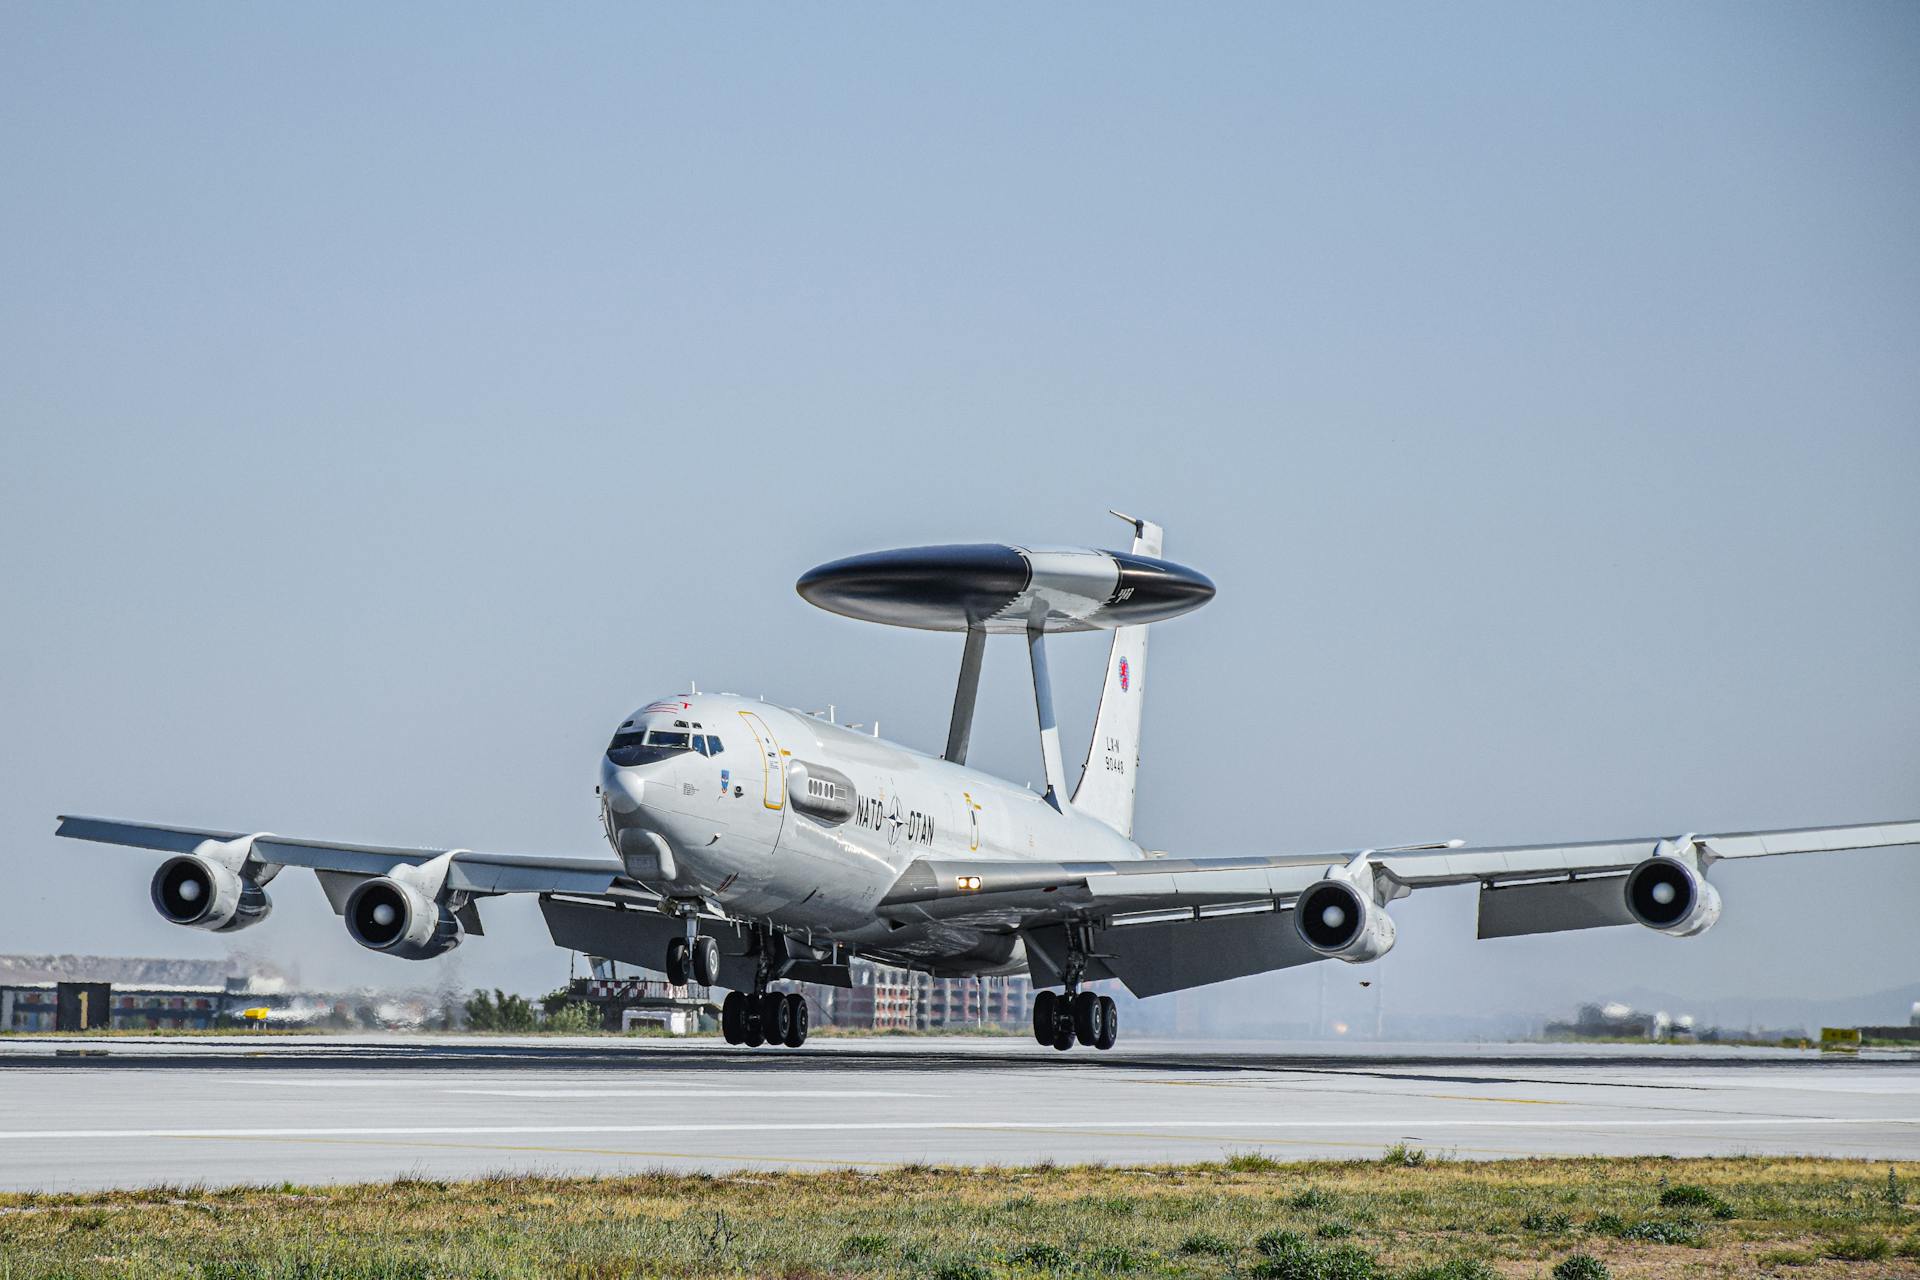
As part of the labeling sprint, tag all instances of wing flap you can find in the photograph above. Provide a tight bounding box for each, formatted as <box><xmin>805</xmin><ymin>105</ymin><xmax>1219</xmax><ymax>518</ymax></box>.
<box><xmin>1476</xmin><ymin>874</ymin><xmax>1636</xmax><ymax>939</ymax></box>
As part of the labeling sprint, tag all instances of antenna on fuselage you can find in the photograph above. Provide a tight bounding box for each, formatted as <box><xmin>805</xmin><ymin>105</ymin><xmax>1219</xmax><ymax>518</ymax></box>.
<box><xmin>792</xmin><ymin>520</ymin><xmax>1214</xmax><ymax>808</ymax></box>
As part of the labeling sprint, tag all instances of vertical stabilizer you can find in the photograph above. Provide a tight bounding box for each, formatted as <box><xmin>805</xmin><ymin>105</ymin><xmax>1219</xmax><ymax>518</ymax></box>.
<box><xmin>1070</xmin><ymin>513</ymin><xmax>1163</xmax><ymax>837</ymax></box>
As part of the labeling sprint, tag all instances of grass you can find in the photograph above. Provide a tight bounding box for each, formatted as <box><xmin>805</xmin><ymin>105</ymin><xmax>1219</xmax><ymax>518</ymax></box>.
<box><xmin>0</xmin><ymin>1157</ymin><xmax>1916</xmax><ymax>1278</ymax></box>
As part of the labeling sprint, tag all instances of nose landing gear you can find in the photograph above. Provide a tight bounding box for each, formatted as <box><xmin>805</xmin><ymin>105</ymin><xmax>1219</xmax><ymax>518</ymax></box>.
<box><xmin>664</xmin><ymin>909</ymin><xmax>721</xmax><ymax>988</ymax></box>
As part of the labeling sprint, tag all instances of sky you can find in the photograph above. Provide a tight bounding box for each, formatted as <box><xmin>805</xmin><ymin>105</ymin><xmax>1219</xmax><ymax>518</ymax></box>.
<box><xmin>3</xmin><ymin>4</ymin><xmax>1916</xmax><ymax>1031</ymax></box>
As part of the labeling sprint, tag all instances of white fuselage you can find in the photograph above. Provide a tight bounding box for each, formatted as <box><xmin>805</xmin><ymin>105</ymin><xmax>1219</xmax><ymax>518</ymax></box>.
<box><xmin>599</xmin><ymin>694</ymin><xmax>1140</xmax><ymax>973</ymax></box>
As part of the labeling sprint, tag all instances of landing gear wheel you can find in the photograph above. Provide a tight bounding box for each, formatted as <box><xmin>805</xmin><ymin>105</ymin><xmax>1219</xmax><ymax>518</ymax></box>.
<box><xmin>783</xmin><ymin>993</ymin><xmax>808</xmax><ymax>1047</ymax></box>
<box><xmin>1094</xmin><ymin>996</ymin><xmax>1118</xmax><ymax>1050</ymax></box>
<box><xmin>762</xmin><ymin>991</ymin><xmax>793</xmax><ymax>1044</ymax></box>
<box><xmin>742</xmin><ymin>1012</ymin><xmax>765</xmax><ymax>1048</ymax></box>
<box><xmin>665</xmin><ymin>937</ymin><xmax>691</xmax><ymax>987</ymax></box>
<box><xmin>721</xmin><ymin>991</ymin><xmax>746</xmax><ymax>1044</ymax></box>
<box><xmin>691</xmin><ymin>935</ymin><xmax>720</xmax><ymax>986</ymax></box>
<box><xmin>1073</xmin><ymin>990</ymin><xmax>1101</xmax><ymax>1046</ymax></box>
<box><xmin>1032</xmin><ymin>990</ymin><xmax>1057</xmax><ymax>1044</ymax></box>
<box><xmin>1052</xmin><ymin>1019</ymin><xmax>1074</xmax><ymax>1051</ymax></box>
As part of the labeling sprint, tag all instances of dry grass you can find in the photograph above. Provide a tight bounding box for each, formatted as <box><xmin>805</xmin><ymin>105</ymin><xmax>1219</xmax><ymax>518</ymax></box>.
<box><xmin>0</xmin><ymin>1157</ymin><xmax>1916</xmax><ymax>1278</ymax></box>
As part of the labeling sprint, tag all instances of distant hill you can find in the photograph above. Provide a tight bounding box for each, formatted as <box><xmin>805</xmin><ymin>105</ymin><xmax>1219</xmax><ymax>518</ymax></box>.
<box><xmin>0</xmin><ymin>953</ymin><xmax>287</xmax><ymax>988</ymax></box>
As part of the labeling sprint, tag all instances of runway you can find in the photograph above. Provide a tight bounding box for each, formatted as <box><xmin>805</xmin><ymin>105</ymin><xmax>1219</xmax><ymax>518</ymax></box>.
<box><xmin>1</xmin><ymin>1035</ymin><xmax>1914</xmax><ymax>1191</ymax></box>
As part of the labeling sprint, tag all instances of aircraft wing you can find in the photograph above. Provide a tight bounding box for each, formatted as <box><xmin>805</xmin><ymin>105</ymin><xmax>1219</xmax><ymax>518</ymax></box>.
<box><xmin>880</xmin><ymin>819</ymin><xmax>1920</xmax><ymax>997</ymax></box>
<box><xmin>54</xmin><ymin>815</ymin><xmax>638</xmax><ymax>898</ymax></box>
<box><xmin>1369</xmin><ymin>820</ymin><xmax>1920</xmax><ymax>888</ymax></box>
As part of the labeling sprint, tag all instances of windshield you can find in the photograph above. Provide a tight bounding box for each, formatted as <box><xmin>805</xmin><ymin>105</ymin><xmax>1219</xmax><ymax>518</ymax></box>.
<box><xmin>606</xmin><ymin>728</ymin><xmax>695</xmax><ymax>767</ymax></box>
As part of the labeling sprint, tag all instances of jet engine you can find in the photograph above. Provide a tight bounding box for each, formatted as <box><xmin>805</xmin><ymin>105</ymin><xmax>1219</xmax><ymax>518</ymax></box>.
<box><xmin>150</xmin><ymin>854</ymin><xmax>272</xmax><ymax>933</ymax></box>
<box><xmin>1623</xmin><ymin>856</ymin><xmax>1721</xmax><ymax>937</ymax></box>
<box><xmin>1293</xmin><ymin>877</ymin><xmax>1397</xmax><ymax>962</ymax></box>
<box><xmin>343</xmin><ymin>876</ymin><xmax>464</xmax><ymax>960</ymax></box>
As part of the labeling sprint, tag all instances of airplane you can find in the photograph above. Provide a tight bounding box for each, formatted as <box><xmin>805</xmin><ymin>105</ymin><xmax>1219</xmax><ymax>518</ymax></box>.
<box><xmin>57</xmin><ymin>512</ymin><xmax>1919</xmax><ymax>1051</ymax></box>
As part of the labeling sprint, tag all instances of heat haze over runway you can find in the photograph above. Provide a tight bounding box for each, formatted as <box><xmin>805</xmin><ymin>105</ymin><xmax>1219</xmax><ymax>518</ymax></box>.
<box><xmin>1</xmin><ymin>1035</ymin><xmax>1914</xmax><ymax>1191</ymax></box>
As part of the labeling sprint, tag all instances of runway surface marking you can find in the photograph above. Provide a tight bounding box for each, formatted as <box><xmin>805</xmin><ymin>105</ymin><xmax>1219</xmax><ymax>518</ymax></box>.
<box><xmin>159</xmin><ymin>1133</ymin><xmax>907</xmax><ymax>1170</ymax></box>
<box><xmin>444</xmin><ymin>1088</ymin><xmax>935</xmax><ymax>1099</ymax></box>
<box><xmin>5</xmin><ymin>1115</ymin><xmax>1912</xmax><ymax>1142</ymax></box>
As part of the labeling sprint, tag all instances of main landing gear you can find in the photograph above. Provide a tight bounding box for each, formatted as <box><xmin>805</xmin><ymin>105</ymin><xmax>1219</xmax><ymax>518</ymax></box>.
<box><xmin>1032</xmin><ymin>924</ymin><xmax>1117</xmax><ymax>1050</ymax></box>
<box><xmin>720</xmin><ymin>987</ymin><xmax>809</xmax><ymax>1049</ymax></box>
<box><xmin>716</xmin><ymin>922</ymin><xmax>810</xmax><ymax>1049</ymax></box>
<box><xmin>1032</xmin><ymin>988</ymin><xmax>1117</xmax><ymax>1051</ymax></box>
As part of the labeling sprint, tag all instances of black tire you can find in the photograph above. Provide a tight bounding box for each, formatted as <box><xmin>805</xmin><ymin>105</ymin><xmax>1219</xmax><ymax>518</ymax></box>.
<box><xmin>764</xmin><ymin>991</ymin><xmax>793</xmax><ymax>1043</ymax></box>
<box><xmin>1032</xmin><ymin>990</ymin><xmax>1057</xmax><ymax>1044</ymax></box>
<box><xmin>742</xmin><ymin>1014</ymin><xmax>765</xmax><ymax>1048</ymax></box>
<box><xmin>1095</xmin><ymin>995</ymin><xmax>1118</xmax><ymax>1050</ymax></box>
<box><xmin>665</xmin><ymin>937</ymin><xmax>691</xmax><ymax>987</ymax></box>
<box><xmin>1052</xmin><ymin>1020</ymin><xmax>1074</xmax><ymax>1051</ymax></box>
<box><xmin>691</xmin><ymin>936</ymin><xmax>721</xmax><ymax>987</ymax></box>
<box><xmin>720</xmin><ymin>991</ymin><xmax>745</xmax><ymax>1044</ymax></box>
<box><xmin>784</xmin><ymin>993</ymin><xmax>808</xmax><ymax>1047</ymax></box>
<box><xmin>1073</xmin><ymin>990</ymin><xmax>1100</xmax><ymax>1046</ymax></box>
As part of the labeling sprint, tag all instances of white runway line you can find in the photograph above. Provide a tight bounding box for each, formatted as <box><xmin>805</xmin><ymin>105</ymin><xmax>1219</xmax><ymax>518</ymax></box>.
<box><xmin>445</xmin><ymin>1089</ymin><xmax>939</xmax><ymax>1099</ymax></box>
<box><xmin>3</xmin><ymin>1115</ymin><xmax>1914</xmax><ymax>1142</ymax></box>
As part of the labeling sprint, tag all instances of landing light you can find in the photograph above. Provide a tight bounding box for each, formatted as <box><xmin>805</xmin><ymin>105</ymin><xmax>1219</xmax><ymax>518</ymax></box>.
<box><xmin>956</xmin><ymin>875</ymin><xmax>982</xmax><ymax>892</ymax></box>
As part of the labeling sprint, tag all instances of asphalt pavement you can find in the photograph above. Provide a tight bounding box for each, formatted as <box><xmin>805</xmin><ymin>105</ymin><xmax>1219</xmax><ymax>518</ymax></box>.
<box><xmin>0</xmin><ymin>1034</ymin><xmax>1913</xmax><ymax>1190</ymax></box>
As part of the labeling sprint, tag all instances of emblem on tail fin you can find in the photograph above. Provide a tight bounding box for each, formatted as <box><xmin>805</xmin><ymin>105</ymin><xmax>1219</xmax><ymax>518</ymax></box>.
<box><xmin>1119</xmin><ymin>658</ymin><xmax>1130</xmax><ymax>692</ymax></box>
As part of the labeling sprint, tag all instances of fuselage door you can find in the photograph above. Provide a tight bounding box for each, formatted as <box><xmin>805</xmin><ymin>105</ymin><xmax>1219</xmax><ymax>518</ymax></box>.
<box><xmin>738</xmin><ymin>711</ymin><xmax>786</xmax><ymax>811</ymax></box>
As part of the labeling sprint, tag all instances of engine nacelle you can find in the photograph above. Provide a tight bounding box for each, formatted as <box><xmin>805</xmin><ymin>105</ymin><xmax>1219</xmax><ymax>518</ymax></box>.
<box><xmin>344</xmin><ymin>876</ymin><xmax>464</xmax><ymax>960</ymax></box>
<box><xmin>1623</xmin><ymin>856</ymin><xmax>1721</xmax><ymax>937</ymax></box>
<box><xmin>150</xmin><ymin>855</ymin><xmax>272</xmax><ymax>933</ymax></box>
<box><xmin>1294</xmin><ymin>877</ymin><xmax>1397</xmax><ymax>962</ymax></box>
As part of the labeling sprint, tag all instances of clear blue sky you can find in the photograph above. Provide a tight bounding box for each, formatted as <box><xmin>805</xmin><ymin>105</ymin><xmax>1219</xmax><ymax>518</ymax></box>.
<box><xmin>3</xmin><ymin>5</ymin><xmax>1915</xmax><ymax>1025</ymax></box>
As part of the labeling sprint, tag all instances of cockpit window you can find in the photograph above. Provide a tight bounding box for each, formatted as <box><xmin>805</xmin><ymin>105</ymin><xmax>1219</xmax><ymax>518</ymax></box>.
<box><xmin>694</xmin><ymin>735</ymin><xmax>724</xmax><ymax>757</ymax></box>
<box><xmin>606</xmin><ymin>728</ymin><xmax>696</xmax><ymax>767</ymax></box>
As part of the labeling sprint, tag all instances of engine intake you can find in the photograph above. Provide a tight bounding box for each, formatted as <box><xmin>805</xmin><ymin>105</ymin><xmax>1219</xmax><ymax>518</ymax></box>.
<box><xmin>1294</xmin><ymin>878</ymin><xmax>1397</xmax><ymax>962</ymax></box>
<box><xmin>150</xmin><ymin>855</ymin><xmax>272</xmax><ymax>933</ymax></box>
<box><xmin>344</xmin><ymin>876</ymin><xmax>464</xmax><ymax>959</ymax></box>
<box><xmin>1623</xmin><ymin>857</ymin><xmax>1721</xmax><ymax>937</ymax></box>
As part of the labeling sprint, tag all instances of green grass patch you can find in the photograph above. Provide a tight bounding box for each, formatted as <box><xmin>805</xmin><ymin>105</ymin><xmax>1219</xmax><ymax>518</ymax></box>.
<box><xmin>0</xmin><ymin>1157</ymin><xmax>1913</xmax><ymax>1278</ymax></box>
<box><xmin>1758</xmin><ymin>1246</ymin><xmax>1817</xmax><ymax>1266</ymax></box>
<box><xmin>1520</xmin><ymin>1207</ymin><xmax>1573</xmax><ymax>1233</ymax></box>
<box><xmin>1551</xmin><ymin>1256</ymin><xmax>1610</xmax><ymax>1280</ymax></box>
<box><xmin>1823</xmin><ymin>1230</ymin><xmax>1892</xmax><ymax>1261</ymax></box>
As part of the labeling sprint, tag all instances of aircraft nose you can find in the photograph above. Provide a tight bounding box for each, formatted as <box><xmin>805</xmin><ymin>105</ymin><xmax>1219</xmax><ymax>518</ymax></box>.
<box><xmin>601</xmin><ymin>761</ymin><xmax>649</xmax><ymax>816</ymax></box>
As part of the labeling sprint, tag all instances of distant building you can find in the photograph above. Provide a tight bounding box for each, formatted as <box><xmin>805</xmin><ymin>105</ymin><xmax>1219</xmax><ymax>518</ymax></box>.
<box><xmin>568</xmin><ymin>958</ymin><xmax>713</xmax><ymax>1034</ymax></box>
<box><xmin>834</xmin><ymin>963</ymin><xmax>918</xmax><ymax>1030</ymax></box>
<box><xmin>828</xmin><ymin>961</ymin><xmax>1034</xmax><ymax>1031</ymax></box>
<box><xmin>0</xmin><ymin>954</ymin><xmax>288</xmax><ymax>1032</ymax></box>
<box><xmin>1545</xmin><ymin>1000</ymin><xmax>1675</xmax><ymax>1041</ymax></box>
